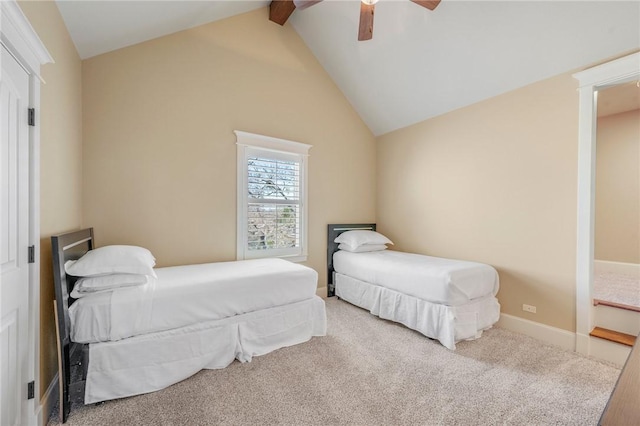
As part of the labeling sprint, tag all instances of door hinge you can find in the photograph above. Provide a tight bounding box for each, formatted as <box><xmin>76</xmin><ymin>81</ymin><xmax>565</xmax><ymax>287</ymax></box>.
<box><xmin>27</xmin><ymin>381</ymin><xmax>35</xmax><ymax>400</ymax></box>
<box><xmin>28</xmin><ymin>245</ymin><xmax>35</xmax><ymax>264</ymax></box>
<box><xmin>28</xmin><ymin>108</ymin><xmax>35</xmax><ymax>126</ymax></box>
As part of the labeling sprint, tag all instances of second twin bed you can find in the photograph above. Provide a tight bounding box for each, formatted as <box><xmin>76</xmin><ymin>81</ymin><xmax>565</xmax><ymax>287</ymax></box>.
<box><xmin>328</xmin><ymin>224</ymin><xmax>500</xmax><ymax>350</ymax></box>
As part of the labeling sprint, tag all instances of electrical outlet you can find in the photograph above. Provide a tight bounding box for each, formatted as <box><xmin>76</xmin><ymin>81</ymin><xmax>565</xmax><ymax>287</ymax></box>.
<box><xmin>522</xmin><ymin>304</ymin><xmax>537</xmax><ymax>314</ymax></box>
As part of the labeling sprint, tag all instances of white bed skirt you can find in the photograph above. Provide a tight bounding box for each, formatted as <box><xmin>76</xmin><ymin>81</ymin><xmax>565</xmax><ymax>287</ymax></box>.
<box><xmin>335</xmin><ymin>273</ymin><xmax>499</xmax><ymax>350</ymax></box>
<box><xmin>85</xmin><ymin>296</ymin><xmax>326</xmax><ymax>404</ymax></box>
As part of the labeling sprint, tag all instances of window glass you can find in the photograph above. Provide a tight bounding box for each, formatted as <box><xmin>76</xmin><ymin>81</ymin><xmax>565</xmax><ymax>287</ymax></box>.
<box><xmin>235</xmin><ymin>131</ymin><xmax>311</xmax><ymax>261</ymax></box>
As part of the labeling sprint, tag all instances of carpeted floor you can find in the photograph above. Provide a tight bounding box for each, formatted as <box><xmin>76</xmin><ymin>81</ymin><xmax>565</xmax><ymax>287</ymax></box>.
<box><xmin>594</xmin><ymin>271</ymin><xmax>640</xmax><ymax>310</ymax></box>
<box><xmin>50</xmin><ymin>298</ymin><xmax>620</xmax><ymax>425</ymax></box>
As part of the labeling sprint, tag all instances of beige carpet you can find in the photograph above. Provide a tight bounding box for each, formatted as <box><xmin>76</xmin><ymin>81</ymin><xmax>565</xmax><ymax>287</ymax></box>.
<box><xmin>50</xmin><ymin>298</ymin><xmax>620</xmax><ymax>425</ymax></box>
<box><xmin>594</xmin><ymin>271</ymin><xmax>640</xmax><ymax>310</ymax></box>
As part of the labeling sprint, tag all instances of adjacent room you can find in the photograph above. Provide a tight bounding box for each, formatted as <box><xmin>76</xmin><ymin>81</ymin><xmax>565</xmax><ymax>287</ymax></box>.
<box><xmin>1</xmin><ymin>0</ymin><xmax>639</xmax><ymax>425</ymax></box>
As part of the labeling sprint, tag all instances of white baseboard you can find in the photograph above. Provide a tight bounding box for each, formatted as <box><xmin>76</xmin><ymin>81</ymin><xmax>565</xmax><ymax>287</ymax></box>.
<box><xmin>594</xmin><ymin>259</ymin><xmax>640</xmax><ymax>275</ymax></box>
<box><xmin>36</xmin><ymin>373</ymin><xmax>58</xmax><ymax>426</ymax></box>
<box><xmin>575</xmin><ymin>332</ymin><xmax>590</xmax><ymax>355</ymax></box>
<box><xmin>316</xmin><ymin>286</ymin><xmax>327</xmax><ymax>299</ymax></box>
<box><xmin>496</xmin><ymin>313</ymin><xmax>575</xmax><ymax>351</ymax></box>
<box><xmin>588</xmin><ymin>336</ymin><xmax>630</xmax><ymax>367</ymax></box>
<box><xmin>496</xmin><ymin>313</ymin><xmax>633</xmax><ymax>367</ymax></box>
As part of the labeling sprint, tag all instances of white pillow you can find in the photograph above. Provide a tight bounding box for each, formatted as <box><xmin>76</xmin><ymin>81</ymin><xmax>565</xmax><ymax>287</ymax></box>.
<box><xmin>338</xmin><ymin>243</ymin><xmax>388</xmax><ymax>253</ymax></box>
<box><xmin>71</xmin><ymin>274</ymin><xmax>149</xmax><ymax>298</ymax></box>
<box><xmin>334</xmin><ymin>230</ymin><xmax>393</xmax><ymax>248</ymax></box>
<box><xmin>65</xmin><ymin>245</ymin><xmax>157</xmax><ymax>278</ymax></box>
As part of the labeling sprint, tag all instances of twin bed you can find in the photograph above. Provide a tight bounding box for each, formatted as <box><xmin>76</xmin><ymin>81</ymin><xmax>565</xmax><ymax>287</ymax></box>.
<box><xmin>52</xmin><ymin>229</ymin><xmax>325</xmax><ymax>422</ymax></box>
<box><xmin>53</xmin><ymin>224</ymin><xmax>499</xmax><ymax>422</ymax></box>
<box><xmin>327</xmin><ymin>224</ymin><xmax>500</xmax><ymax>351</ymax></box>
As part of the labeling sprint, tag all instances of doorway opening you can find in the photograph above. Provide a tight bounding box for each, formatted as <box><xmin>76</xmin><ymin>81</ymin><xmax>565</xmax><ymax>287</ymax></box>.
<box><xmin>573</xmin><ymin>52</ymin><xmax>640</xmax><ymax>356</ymax></box>
<box><xmin>593</xmin><ymin>81</ymin><xmax>640</xmax><ymax>312</ymax></box>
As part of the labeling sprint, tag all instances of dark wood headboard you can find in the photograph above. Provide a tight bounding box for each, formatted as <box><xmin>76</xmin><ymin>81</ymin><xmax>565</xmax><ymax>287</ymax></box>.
<box><xmin>52</xmin><ymin>228</ymin><xmax>94</xmax><ymax>344</ymax></box>
<box><xmin>326</xmin><ymin>223</ymin><xmax>376</xmax><ymax>297</ymax></box>
<box><xmin>51</xmin><ymin>228</ymin><xmax>94</xmax><ymax>423</ymax></box>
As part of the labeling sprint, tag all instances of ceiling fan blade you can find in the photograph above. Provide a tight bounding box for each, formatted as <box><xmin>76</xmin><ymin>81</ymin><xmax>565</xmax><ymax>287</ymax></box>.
<box><xmin>269</xmin><ymin>0</ymin><xmax>296</xmax><ymax>26</ymax></box>
<box><xmin>358</xmin><ymin>2</ymin><xmax>375</xmax><ymax>41</ymax></box>
<box><xmin>293</xmin><ymin>0</ymin><xmax>323</xmax><ymax>10</ymax></box>
<box><xmin>410</xmin><ymin>0</ymin><xmax>442</xmax><ymax>11</ymax></box>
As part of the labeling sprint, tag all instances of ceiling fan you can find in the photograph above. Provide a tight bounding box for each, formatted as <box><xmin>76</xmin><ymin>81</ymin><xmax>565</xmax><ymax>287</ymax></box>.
<box><xmin>269</xmin><ymin>0</ymin><xmax>441</xmax><ymax>41</ymax></box>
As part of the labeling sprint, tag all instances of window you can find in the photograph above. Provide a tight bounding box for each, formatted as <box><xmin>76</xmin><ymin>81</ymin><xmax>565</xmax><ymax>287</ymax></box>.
<box><xmin>235</xmin><ymin>131</ymin><xmax>311</xmax><ymax>261</ymax></box>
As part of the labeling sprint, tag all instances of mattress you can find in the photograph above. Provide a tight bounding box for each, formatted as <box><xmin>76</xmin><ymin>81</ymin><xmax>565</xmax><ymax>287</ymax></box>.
<box><xmin>333</xmin><ymin>250</ymin><xmax>499</xmax><ymax>306</ymax></box>
<box><xmin>70</xmin><ymin>258</ymin><xmax>318</xmax><ymax>343</ymax></box>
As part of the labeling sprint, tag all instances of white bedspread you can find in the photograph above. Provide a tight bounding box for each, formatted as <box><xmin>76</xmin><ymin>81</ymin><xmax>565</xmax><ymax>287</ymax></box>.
<box><xmin>70</xmin><ymin>258</ymin><xmax>318</xmax><ymax>343</ymax></box>
<box><xmin>335</xmin><ymin>273</ymin><xmax>499</xmax><ymax>350</ymax></box>
<box><xmin>85</xmin><ymin>296</ymin><xmax>326</xmax><ymax>404</ymax></box>
<box><xmin>333</xmin><ymin>250</ymin><xmax>498</xmax><ymax>306</ymax></box>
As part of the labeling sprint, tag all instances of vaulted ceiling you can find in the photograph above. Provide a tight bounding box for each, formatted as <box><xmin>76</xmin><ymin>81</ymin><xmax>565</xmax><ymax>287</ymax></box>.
<box><xmin>56</xmin><ymin>0</ymin><xmax>640</xmax><ymax>136</ymax></box>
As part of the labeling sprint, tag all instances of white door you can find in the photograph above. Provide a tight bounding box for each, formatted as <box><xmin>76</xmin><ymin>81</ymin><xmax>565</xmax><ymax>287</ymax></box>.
<box><xmin>0</xmin><ymin>43</ymin><xmax>31</xmax><ymax>426</ymax></box>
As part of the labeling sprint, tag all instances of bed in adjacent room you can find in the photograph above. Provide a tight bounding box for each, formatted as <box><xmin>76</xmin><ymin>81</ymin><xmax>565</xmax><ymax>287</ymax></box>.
<box><xmin>327</xmin><ymin>224</ymin><xmax>499</xmax><ymax>350</ymax></box>
<box><xmin>52</xmin><ymin>228</ymin><xmax>326</xmax><ymax>422</ymax></box>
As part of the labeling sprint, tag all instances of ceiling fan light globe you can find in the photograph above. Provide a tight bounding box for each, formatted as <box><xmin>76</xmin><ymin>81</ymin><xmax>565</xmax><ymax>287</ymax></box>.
<box><xmin>362</xmin><ymin>0</ymin><xmax>379</xmax><ymax>5</ymax></box>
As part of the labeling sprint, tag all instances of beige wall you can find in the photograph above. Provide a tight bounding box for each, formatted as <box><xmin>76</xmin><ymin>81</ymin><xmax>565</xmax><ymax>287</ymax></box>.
<box><xmin>18</xmin><ymin>0</ymin><xmax>83</xmax><ymax>396</ymax></box>
<box><xmin>82</xmin><ymin>8</ymin><xmax>376</xmax><ymax>287</ymax></box>
<box><xmin>595</xmin><ymin>109</ymin><xmax>640</xmax><ymax>264</ymax></box>
<box><xmin>377</xmin><ymin>73</ymin><xmax>579</xmax><ymax>332</ymax></box>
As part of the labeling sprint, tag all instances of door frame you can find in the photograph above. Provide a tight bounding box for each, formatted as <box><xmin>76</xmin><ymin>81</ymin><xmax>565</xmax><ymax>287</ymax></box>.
<box><xmin>572</xmin><ymin>52</ymin><xmax>640</xmax><ymax>356</ymax></box>
<box><xmin>1</xmin><ymin>1</ymin><xmax>52</xmax><ymax>424</ymax></box>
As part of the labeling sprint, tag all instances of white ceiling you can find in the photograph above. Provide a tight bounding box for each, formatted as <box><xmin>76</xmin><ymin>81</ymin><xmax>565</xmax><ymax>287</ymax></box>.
<box><xmin>56</xmin><ymin>1</ymin><xmax>269</xmax><ymax>59</ymax></box>
<box><xmin>56</xmin><ymin>0</ymin><xmax>640</xmax><ymax>136</ymax></box>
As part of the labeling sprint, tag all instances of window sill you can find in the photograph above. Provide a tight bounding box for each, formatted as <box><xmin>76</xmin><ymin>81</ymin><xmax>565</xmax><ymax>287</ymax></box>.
<box><xmin>240</xmin><ymin>253</ymin><xmax>308</xmax><ymax>263</ymax></box>
<box><xmin>280</xmin><ymin>254</ymin><xmax>307</xmax><ymax>263</ymax></box>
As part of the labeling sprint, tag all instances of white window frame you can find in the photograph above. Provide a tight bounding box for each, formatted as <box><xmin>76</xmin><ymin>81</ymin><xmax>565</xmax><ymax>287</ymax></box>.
<box><xmin>235</xmin><ymin>130</ymin><xmax>311</xmax><ymax>262</ymax></box>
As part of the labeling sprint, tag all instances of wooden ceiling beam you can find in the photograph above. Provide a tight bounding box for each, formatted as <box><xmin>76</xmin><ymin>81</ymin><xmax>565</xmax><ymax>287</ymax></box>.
<box><xmin>269</xmin><ymin>0</ymin><xmax>296</xmax><ymax>26</ymax></box>
<box><xmin>410</xmin><ymin>0</ymin><xmax>442</xmax><ymax>11</ymax></box>
<box><xmin>358</xmin><ymin>3</ymin><xmax>375</xmax><ymax>41</ymax></box>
